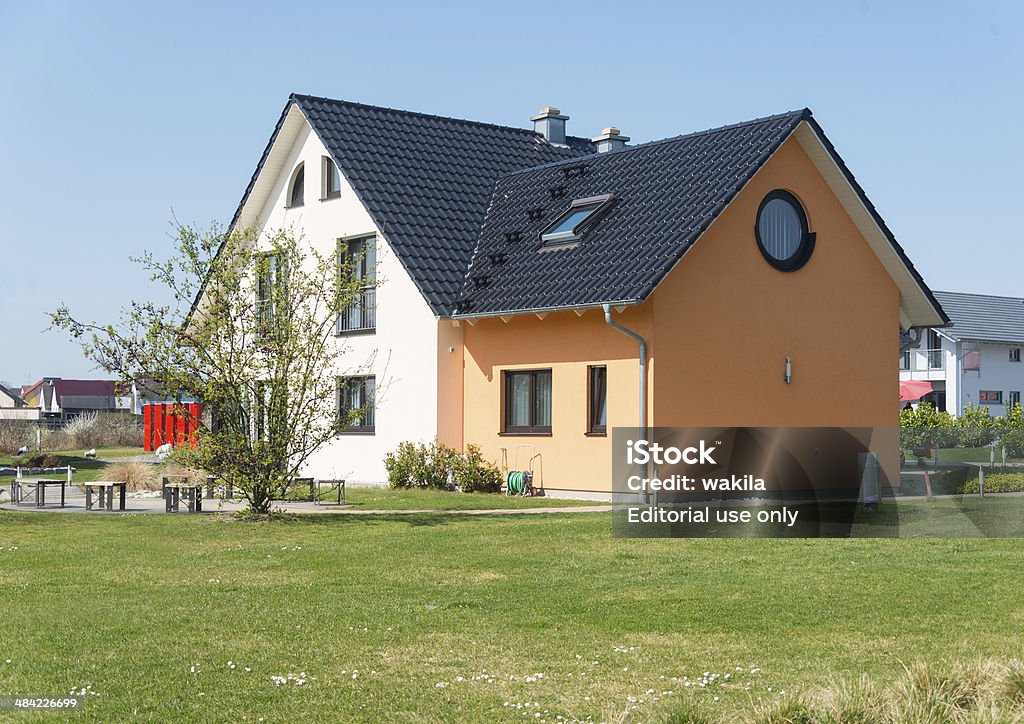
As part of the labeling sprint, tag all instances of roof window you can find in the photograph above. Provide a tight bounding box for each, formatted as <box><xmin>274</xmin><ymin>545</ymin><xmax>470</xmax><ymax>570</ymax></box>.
<box><xmin>540</xmin><ymin>194</ymin><xmax>614</xmax><ymax>246</ymax></box>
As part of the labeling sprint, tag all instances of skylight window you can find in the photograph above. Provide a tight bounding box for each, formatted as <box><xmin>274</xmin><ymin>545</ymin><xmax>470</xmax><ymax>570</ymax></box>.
<box><xmin>540</xmin><ymin>194</ymin><xmax>614</xmax><ymax>246</ymax></box>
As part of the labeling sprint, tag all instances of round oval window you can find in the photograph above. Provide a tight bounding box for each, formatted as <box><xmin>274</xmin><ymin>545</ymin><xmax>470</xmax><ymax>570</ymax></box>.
<box><xmin>755</xmin><ymin>190</ymin><xmax>813</xmax><ymax>271</ymax></box>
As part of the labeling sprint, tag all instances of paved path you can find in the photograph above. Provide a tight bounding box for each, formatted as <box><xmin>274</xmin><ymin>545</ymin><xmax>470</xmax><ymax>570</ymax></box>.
<box><xmin>0</xmin><ymin>486</ymin><xmax>610</xmax><ymax>516</ymax></box>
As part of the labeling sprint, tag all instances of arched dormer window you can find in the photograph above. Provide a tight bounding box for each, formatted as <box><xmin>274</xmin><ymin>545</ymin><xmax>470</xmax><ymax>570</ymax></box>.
<box><xmin>287</xmin><ymin>164</ymin><xmax>304</xmax><ymax>208</ymax></box>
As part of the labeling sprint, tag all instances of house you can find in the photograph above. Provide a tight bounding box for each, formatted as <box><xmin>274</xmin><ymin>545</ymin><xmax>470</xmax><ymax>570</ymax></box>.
<box><xmin>0</xmin><ymin>383</ymin><xmax>40</xmax><ymax>421</ymax></box>
<box><xmin>210</xmin><ymin>95</ymin><xmax>945</xmax><ymax>492</ymax></box>
<box><xmin>19</xmin><ymin>378</ymin><xmax>130</xmax><ymax>419</ymax></box>
<box><xmin>900</xmin><ymin>291</ymin><xmax>1024</xmax><ymax>415</ymax></box>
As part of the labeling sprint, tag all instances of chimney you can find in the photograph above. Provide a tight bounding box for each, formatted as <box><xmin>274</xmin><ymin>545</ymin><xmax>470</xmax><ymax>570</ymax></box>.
<box><xmin>592</xmin><ymin>126</ymin><xmax>630</xmax><ymax>153</ymax></box>
<box><xmin>532</xmin><ymin>107</ymin><xmax>569</xmax><ymax>145</ymax></box>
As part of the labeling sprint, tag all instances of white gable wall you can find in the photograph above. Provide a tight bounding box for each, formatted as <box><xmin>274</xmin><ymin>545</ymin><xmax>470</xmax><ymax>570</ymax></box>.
<box><xmin>951</xmin><ymin>340</ymin><xmax>1024</xmax><ymax>416</ymax></box>
<box><xmin>250</xmin><ymin>122</ymin><xmax>441</xmax><ymax>484</ymax></box>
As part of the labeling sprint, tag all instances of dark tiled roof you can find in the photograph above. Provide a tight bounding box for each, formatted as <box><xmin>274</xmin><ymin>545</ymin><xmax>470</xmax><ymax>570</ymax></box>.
<box><xmin>453</xmin><ymin>110</ymin><xmax>809</xmax><ymax>316</ymax></box>
<box><xmin>292</xmin><ymin>95</ymin><xmax>593</xmax><ymax>314</ymax></box>
<box><xmin>933</xmin><ymin>291</ymin><xmax>1024</xmax><ymax>344</ymax></box>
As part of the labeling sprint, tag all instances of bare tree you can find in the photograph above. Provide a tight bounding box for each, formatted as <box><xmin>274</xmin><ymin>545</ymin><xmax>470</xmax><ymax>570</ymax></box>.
<box><xmin>52</xmin><ymin>223</ymin><xmax>374</xmax><ymax>514</ymax></box>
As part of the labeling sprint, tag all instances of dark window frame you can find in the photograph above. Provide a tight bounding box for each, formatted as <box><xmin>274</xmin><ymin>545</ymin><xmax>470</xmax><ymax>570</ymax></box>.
<box><xmin>502</xmin><ymin>369</ymin><xmax>552</xmax><ymax>435</ymax></box>
<box><xmin>1011</xmin><ymin>348</ymin><xmax>1021</xmax><ymax>363</ymax></box>
<box><xmin>979</xmin><ymin>390</ymin><xmax>1003</xmax><ymax>405</ymax></box>
<box><xmin>256</xmin><ymin>251</ymin><xmax>287</xmax><ymax>339</ymax></box>
<box><xmin>322</xmin><ymin>156</ymin><xmax>341</xmax><ymax>200</ymax></box>
<box><xmin>336</xmin><ymin>235</ymin><xmax>377</xmax><ymax>335</ymax></box>
<box><xmin>539</xmin><ymin>194</ymin><xmax>615</xmax><ymax>247</ymax></box>
<box><xmin>587</xmin><ymin>365</ymin><xmax>607</xmax><ymax>436</ymax></box>
<box><xmin>337</xmin><ymin>375</ymin><xmax>375</xmax><ymax>434</ymax></box>
<box><xmin>754</xmin><ymin>189</ymin><xmax>815</xmax><ymax>272</ymax></box>
<box><xmin>287</xmin><ymin>164</ymin><xmax>304</xmax><ymax>208</ymax></box>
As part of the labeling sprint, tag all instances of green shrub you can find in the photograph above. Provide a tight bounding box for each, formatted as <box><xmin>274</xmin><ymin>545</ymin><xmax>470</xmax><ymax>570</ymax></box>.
<box><xmin>385</xmin><ymin>440</ymin><xmax>501</xmax><ymax>493</ymax></box>
<box><xmin>962</xmin><ymin>472</ymin><xmax>1024</xmax><ymax>495</ymax></box>
<box><xmin>929</xmin><ymin>466</ymin><xmax>971</xmax><ymax>495</ymax></box>
<box><xmin>10</xmin><ymin>452</ymin><xmax>59</xmax><ymax>468</ymax></box>
<box><xmin>956</xmin><ymin>403</ymin><xmax>998</xmax><ymax>447</ymax></box>
<box><xmin>901</xmin><ymin>466</ymin><xmax>971</xmax><ymax>496</ymax></box>
<box><xmin>998</xmin><ymin>403</ymin><xmax>1024</xmax><ymax>457</ymax></box>
<box><xmin>900</xmin><ymin>403</ymin><xmax>957</xmax><ymax>450</ymax></box>
<box><xmin>384</xmin><ymin>440</ymin><xmax>454</xmax><ymax>489</ymax></box>
<box><xmin>452</xmin><ymin>444</ymin><xmax>502</xmax><ymax>493</ymax></box>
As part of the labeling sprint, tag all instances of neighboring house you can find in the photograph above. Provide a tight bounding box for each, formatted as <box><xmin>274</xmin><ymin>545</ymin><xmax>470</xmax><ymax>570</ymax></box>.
<box><xmin>900</xmin><ymin>291</ymin><xmax>1024</xmax><ymax>415</ymax></box>
<box><xmin>205</xmin><ymin>95</ymin><xmax>945</xmax><ymax>492</ymax></box>
<box><xmin>0</xmin><ymin>383</ymin><xmax>41</xmax><ymax>421</ymax></box>
<box><xmin>19</xmin><ymin>378</ymin><xmax>130</xmax><ymax>419</ymax></box>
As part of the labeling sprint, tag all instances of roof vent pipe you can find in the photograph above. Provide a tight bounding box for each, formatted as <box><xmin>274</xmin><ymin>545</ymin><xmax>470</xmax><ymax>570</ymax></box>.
<box><xmin>532</xmin><ymin>107</ymin><xmax>569</xmax><ymax>145</ymax></box>
<box><xmin>592</xmin><ymin>127</ymin><xmax>630</xmax><ymax>153</ymax></box>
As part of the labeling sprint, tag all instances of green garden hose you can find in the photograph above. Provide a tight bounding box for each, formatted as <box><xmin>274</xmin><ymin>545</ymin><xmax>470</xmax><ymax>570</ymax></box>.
<box><xmin>506</xmin><ymin>471</ymin><xmax>528</xmax><ymax>496</ymax></box>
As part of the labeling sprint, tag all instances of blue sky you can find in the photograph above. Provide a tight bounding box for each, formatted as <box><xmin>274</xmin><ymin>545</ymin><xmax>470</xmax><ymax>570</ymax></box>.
<box><xmin>0</xmin><ymin>0</ymin><xmax>1020</xmax><ymax>385</ymax></box>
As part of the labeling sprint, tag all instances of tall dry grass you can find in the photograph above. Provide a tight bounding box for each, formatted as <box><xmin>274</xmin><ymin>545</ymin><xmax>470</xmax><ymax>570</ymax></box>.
<box><xmin>0</xmin><ymin>414</ymin><xmax>143</xmax><ymax>454</ymax></box>
<box><xmin>103</xmin><ymin>461</ymin><xmax>159</xmax><ymax>491</ymax></box>
<box><xmin>738</xmin><ymin>658</ymin><xmax>1024</xmax><ymax>724</ymax></box>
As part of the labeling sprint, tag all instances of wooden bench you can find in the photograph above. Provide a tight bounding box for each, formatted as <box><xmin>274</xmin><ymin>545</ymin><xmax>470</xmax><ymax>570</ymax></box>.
<box><xmin>83</xmin><ymin>481</ymin><xmax>128</xmax><ymax>511</ymax></box>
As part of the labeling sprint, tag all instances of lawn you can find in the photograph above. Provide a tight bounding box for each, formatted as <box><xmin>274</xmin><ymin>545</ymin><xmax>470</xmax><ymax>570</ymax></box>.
<box><xmin>0</xmin><ymin>448</ymin><xmax>150</xmax><ymax>486</ymax></box>
<box><xmin>342</xmin><ymin>486</ymin><xmax>603</xmax><ymax>510</ymax></box>
<box><xmin>927</xmin><ymin>445</ymin><xmax>1023</xmax><ymax>464</ymax></box>
<box><xmin>1</xmin><ymin>507</ymin><xmax>1023</xmax><ymax>721</ymax></box>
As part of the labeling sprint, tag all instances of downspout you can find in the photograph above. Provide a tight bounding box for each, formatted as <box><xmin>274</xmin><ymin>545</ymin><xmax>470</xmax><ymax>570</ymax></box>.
<box><xmin>603</xmin><ymin>304</ymin><xmax>648</xmax><ymax>502</ymax></box>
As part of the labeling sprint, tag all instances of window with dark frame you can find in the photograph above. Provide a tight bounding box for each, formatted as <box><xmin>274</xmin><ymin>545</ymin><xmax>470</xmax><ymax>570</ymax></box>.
<box><xmin>1011</xmin><ymin>348</ymin><xmax>1021</xmax><ymax>363</ymax></box>
<box><xmin>337</xmin><ymin>376</ymin><xmax>375</xmax><ymax>433</ymax></box>
<box><xmin>1009</xmin><ymin>391</ymin><xmax>1021</xmax><ymax>408</ymax></box>
<box><xmin>337</xmin><ymin>236</ymin><xmax>377</xmax><ymax>334</ymax></box>
<box><xmin>587</xmin><ymin>365</ymin><xmax>607</xmax><ymax>436</ymax></box>
<box><xmin>323</xmin><ymin>156</ymin><xmax>341</xmax><ymax>199</ymax></box>
<box><xmin>979</xmin><ymin>390</ymin><xmax>1003</xmax><ymax>405</ymax></box>
<box><xmin>288</xmin><ymin>164</ymin><xmax>304</xmax><ymax>207</ymax></box>
<box><xmin>540</xmin><ymin>194</ymin><xmax>614</xmax><ymax>246</ymax></box>
<box><xmin>503</xmin><ymin>369</ymin><xmax>552</xmax><ymax>434</ymax></box>
<box><xmin>754</xmin><ymin>189</ymin><xmax>814</xmax><ymax>271</ymax></box>
<box><xmin>256</xmin><ymin>252</ymin><xmax>286</xmax><ymax>338</ymax></box>
<box><xmin>927</xmin><ymin>329</ymin><xmax>943</xmax><ymax>369</ymax></box>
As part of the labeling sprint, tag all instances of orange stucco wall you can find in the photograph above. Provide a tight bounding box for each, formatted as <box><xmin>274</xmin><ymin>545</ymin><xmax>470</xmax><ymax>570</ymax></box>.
<box><xmin>436</xmin><ymin>319</ymin><xmax>465</xmax><ymax>450</ymax></box>
<box><xmin>459</xmin><ymin>135</ymin><xmax>900</xmax><ymax>492</ymax></box>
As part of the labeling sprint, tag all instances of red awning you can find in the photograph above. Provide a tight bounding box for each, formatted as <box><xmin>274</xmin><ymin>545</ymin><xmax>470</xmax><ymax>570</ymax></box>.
<box><xmin>900</xmin><ymin>380</ymin><xmax>933</xmax><ymax>402</ymax></box>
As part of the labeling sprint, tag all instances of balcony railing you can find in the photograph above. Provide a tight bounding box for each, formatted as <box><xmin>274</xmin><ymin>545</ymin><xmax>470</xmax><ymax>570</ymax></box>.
<box><xmin>900</xmin><ymin>349</ymin><xmax>944</xmax><ymax>372</ymax></box>
<box><xmin>336</xmin><ymin>289</ymin><xmax>376</xmax><ymax>334</ymax></box>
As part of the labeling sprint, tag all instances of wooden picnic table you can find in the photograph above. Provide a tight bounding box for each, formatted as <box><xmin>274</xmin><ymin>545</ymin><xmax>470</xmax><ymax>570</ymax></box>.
<box><xmin>83</xmin><ymin>481</ymin><xmax>128</xmax><ymax>511</ymax></box>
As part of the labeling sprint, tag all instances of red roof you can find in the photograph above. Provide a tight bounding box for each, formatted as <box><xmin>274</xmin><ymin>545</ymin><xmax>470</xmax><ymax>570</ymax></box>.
<box><xmin>21</xmin><ymin>378</ymin><xmax>118</xmax><ymax>403</ymax></box>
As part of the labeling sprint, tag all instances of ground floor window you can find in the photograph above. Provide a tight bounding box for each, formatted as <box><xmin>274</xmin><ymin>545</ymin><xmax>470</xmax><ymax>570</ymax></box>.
<box><xmin>920</xmin><ymin>390</ymin><xmax>946</xmax><ymax>412</ymax></box>
<box><xmin>588</xmin><ymin>365</ymin><xmax>607</xmax><ymax>435</ymax></box>
<box><xmin>503</xmin><ymin>369</ymin><xmax>552</xmax><ymax>434</ymax></box>
<box><xmin>337</xmin><ymin>376</ymin><xmax>375</xmax><ymax>433</ymax></box>
<box><xmin>1009</xmin><ymin>391</ymin><xmax>1021</xmax><ymax>408</ymax></box>
<box><xmin>979</xmin><ymin>390</ymin><xmax>1002</xmax><ymax>405</ymax></box>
